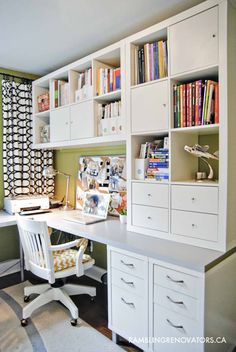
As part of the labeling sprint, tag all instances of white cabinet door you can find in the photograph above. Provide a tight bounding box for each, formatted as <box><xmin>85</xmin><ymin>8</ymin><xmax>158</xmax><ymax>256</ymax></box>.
<box><xmin>169</xmin><ymin>7</ymin><xmax>218</xmax><ymax>75</ymax></box>
<box><xmin>70</xmin><ymin>101</ymin><xmax>94</xmax><ymax>140</ymax></box>
<box><xmin>131</xmin><ymin>80</ymin><xmax>168</xmax><ymax>133</ymax></box>
<box><xmin>50</xmin><ymin>107</ymin><xmax>70</xmax><ymax>142</ymax></box>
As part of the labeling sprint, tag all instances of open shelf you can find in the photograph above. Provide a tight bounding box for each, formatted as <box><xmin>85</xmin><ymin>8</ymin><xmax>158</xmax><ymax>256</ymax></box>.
<box><xmin>94</xmin><ymin>89</ymin><xmax>121</xmax><ymax>102</ymax></box>
<box><xmin>171</xmin><ymin>124</ymin><xmax>219</xmax><ymax>135</ymax></box>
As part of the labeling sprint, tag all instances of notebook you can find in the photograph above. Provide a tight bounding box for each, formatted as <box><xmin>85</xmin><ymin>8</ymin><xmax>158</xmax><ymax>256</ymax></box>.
<box><xmin>64</xmin><ymin>192</ymin><xmax>110</xmax><ymax>225</ymax></box>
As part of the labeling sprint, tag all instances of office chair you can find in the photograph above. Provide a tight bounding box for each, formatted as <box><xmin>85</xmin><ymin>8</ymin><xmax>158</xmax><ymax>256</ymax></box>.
<box><xmin>17</xmin><ymin>216</ymin><xmax>96</xmax><ymax>327</ymax></box>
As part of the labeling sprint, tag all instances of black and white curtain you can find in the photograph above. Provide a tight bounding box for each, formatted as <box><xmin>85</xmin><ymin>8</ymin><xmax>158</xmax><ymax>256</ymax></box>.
<box><xmin>2</xmin><ymin>78</ymin><xmax>54</xmax><ymax>197</ymax></box>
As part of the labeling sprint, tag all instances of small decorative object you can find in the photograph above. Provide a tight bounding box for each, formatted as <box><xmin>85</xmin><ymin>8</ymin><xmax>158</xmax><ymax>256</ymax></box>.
<box><xmin>184</xmin><ymin>144</ymin><xmax>219</xmax><ymax>180</ymax></box>
<box><xmin>116</xmin><ymin>193</ymin><xmax>127</xmax><ymax>224</ymax></box>
<box><xmin>37</xmin><ymin>92</ymin><xmax>50</xmax><ymax>112</ymax></box>
<box><xmin>40</xmin><ymin>125</ymin><xmax>50</xmax><ymax>143</ymax></box>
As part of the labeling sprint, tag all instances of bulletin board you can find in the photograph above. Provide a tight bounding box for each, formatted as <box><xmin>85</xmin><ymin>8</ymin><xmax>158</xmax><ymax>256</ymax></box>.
<box><xmin>76</xmin><ymin>155</ymin><xmax>126</xmax><ymax>215</ymax></box>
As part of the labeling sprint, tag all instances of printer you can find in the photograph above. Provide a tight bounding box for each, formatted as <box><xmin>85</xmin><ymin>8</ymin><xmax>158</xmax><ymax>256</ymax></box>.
<box><xmin>4</xmin><ymin>195</ymin><xmax>50</xmax><ymax>215</ymax></box>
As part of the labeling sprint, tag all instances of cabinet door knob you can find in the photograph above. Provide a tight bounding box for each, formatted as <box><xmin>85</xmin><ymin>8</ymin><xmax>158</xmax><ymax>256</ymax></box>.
<box><xmin>192</xmin><ymin>223</ymin><xmax>197</xmax><ymax>228</ymax></box>
<box><xmin>166</xmin><ymin>319</ymin><xmax>184</xmax><ymax>330</ymax></box>
<box><xmin>147</xmin><ymin>216</ymin><xmax>152</xmax><ymax>220</ymax></box>
<box><xmin>212</xmin><ymin>34</ymin><xmax>216</xmax><ymax>38</ymax></box>
<box><xmin>147</xmin><ymin>193</ymin><xmax>152</xmax><ymax>197</ymax></box>
<box><xmin>163</xmin><ymin>103</ymin><xmax>166</xmax><ymax>107</ymax></box>
<box><xmin>191</xmin><ymin>197</ymin><xmax>196</xmax><ymax>201</ymax></box>
<box><xmin>166</xmin><ymin>295</ymin><xmax>184</xmax><ymax>305</ymax></box>
<box><xmin>166</xmin><ymin>275</ymin><xmax>184</xmax><ymax>284</ymax></box>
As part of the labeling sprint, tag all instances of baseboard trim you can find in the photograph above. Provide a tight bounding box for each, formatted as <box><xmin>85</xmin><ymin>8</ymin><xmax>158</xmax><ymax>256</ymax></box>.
<box><xmin>0</xmin><ymin>259</ymin><xmax>21</xmax><ymax>277</ymax></box>
<box><xmin>85</xmin><ymin>265</ymin><xmax>106</xmax><ymax>283</ymax></box>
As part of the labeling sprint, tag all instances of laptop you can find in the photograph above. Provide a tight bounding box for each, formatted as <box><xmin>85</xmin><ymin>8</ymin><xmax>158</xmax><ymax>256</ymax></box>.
<box><xmin>64</xmin><ymin>192</ymin><xmax>110</xmax><ymax>225</ymax></box>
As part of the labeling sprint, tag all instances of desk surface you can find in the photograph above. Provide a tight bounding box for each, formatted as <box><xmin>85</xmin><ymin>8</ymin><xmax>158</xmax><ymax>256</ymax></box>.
<box><xmin>0</xmin><ymin>210</ymin><xmax>234</xmax><ymax>273</ymax></box>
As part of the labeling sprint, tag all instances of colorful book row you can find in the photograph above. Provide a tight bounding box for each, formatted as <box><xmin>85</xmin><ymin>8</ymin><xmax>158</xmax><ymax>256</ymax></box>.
<box><xmin>134</xmin><ymin>40</ymin><xmax>168</xmax><ymax>85</ymax></box>
<box><xmin>96</xmin><ymin>67</ymin><xmax>121</xmax><ymax>96</ymax></box>
<box><xmin>173</xmin><ymin>80</ymin><xmax>219</xmax><ymax>128</ymax></box>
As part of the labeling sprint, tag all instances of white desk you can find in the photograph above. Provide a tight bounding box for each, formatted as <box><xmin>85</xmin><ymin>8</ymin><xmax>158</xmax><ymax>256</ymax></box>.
<box><xmin>0</xmin><ymin>209</ymin><xmax>233</xmax><ymax>273</ymax></box>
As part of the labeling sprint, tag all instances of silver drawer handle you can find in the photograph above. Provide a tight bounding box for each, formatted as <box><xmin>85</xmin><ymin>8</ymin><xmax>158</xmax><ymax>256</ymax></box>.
<box><xmin>166</xmin><ymin>275</ymin><xmax>184</xmax><ymax>284</ymax></box>
<box><xmin>120</xmin><ymin>260</ymin><xmax>134</xmax><ymax>268</ymax></box>
<box><xmin>166</xmin><ymin>319</ymin><xmax>184</xmax><ymax>330</ymax></box>
<box><xmin>121</xmin><ymin>297</ymin><xmax>135</xmax><ymax>308</ymax></box>
<box><xmin>192</xmin><ymin>223</ymin><xmax>197</xmax><ymax>228</ymax></box>
<box><xmin>147</xmin><ymin>193</ymin><xmax>152</xmax><ymax>197</ymax></box>
<box><xmin>147</xmin><ymin>216</ymin><xmax>152</xmax><ymax>220</ymax></box>
<box><xmin>121</xmin><ymin>278</ymin><xmax>134</xmax><ymax>286</ymax></box>
<box><xmin>166</xmin><ymin>295</ymin><xmax>184</xmax><ymax>305</ymax></box>
<box><xmin>191</xmin><ymin>197</ymin><xmax>196</xmax><ymax>201</ymax></box>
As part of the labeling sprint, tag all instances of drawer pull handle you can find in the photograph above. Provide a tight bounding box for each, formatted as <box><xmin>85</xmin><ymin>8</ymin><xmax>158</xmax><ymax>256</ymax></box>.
<box><xmin>147</xmin><ymin>216</ymin><xmax>152</xmax><ymax>220</ymax></box>
<box><xmin>121</xmin><ymin>297</ymin><xmax>135</xmax><ymax>308</ymax></box>
<box><xmin>192</xmin><ymin>223</ymin><xmax>197</xmax><ymax>228</ymax></box>
<box><xmin>166</xmin><ymin>319</ymin><xmax>184</xmax><ymax>330</ymax></box>
<box><xmin>120</xmin><ymin>260</ymin><xmax>134</xmax><ymax>268</ymax></box>
<box><xmin>166</xmin><ymin>275</ymin><xmax>184</xmax><ymax>284</ymax></box>
<box><xmin>166</xmin><ymin>295</ymin><xmax>184</xmax><ymax>305</ymax></box>
<box><xmin>191</xmin><ymin>197</ymin><xmax>196</xmax><ymax>201</ymax></box>
<box><xmin>121</xmin><ymin>278</ymin><xmax>134</xmax><ymax>286</ymax></box>
<box><xmin>147</xmin><ymin>193</ymin><xmax>152</xmax><ymax>197</ymax></box>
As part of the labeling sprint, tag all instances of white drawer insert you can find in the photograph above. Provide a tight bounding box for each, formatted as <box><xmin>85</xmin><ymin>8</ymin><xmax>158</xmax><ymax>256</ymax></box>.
<box><xmin>154</xmin><ymin>285</ymin><xmax>198</xmax><ymax>320</ymax></box>
<box><xmin>154</xmin><ymin>265</ymin><xmax>199</xmax><ymax>298</ymax></box>
<box><xmin>111</xmin><ymin>267</ymin><xmax>144</xmax><ymax>298</ymax></box>
<box><xmin>132</xmin><ymin>182</ymin><xmax>169</xmax><ymax>208</ymax></box>
<box><xmin>171</xmin><ymin>185</ymin><xmax>218</xmax><ymax>214</ymax></box>
<box><xmin>132</xmin><ymin>204</ymin><xmax>169</xmax><ymax>232</ymax></box>
<box><xmin>171</xmin><ymin>210</ymin><xmax>218</xmax><ymax>242</ymax></box>
<box><xmin>111</xmin><ymin>250</ymin><xmax>145</xmax><ymax>279</ymax></box>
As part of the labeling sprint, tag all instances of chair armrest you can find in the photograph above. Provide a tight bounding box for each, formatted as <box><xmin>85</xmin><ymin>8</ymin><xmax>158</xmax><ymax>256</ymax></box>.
<box><xmin>49</xmin><ymin>239</ymin><xmax>81</xmax><ymax>251</ymax></box>
<box><xmin>75</xmin><ymin>239</ymin><xmax>89</xmax><ymax>277</ymax></box>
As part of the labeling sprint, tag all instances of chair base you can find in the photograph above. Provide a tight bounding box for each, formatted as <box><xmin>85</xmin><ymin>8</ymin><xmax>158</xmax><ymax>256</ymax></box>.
<box><xmin>23</xmin><ymin>283</ymin><xmax>96</xmax><ymax>321</ymax></box>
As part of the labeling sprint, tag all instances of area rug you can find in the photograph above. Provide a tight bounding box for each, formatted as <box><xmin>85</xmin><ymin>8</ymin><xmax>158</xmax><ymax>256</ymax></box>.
<box><xmin>0</xmin><ymin>281</ymin><xmax>125</xmax><ymax>352</ymax></box>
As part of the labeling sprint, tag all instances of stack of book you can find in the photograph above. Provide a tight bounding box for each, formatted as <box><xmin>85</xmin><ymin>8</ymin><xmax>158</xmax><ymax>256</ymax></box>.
<box><xmin>75</xmin><ymin>68</ymin><xmax>93</xmax><ymax>102</ymax></box>
<box><xmin>96</xmin><ymin>67</ymin><xmax>121</xmax><ymax>96</ymax></box>
<box><xmin>146</xmin><ymin>148</ymin><xmax>169</xmax><ymax>181</ymax></box>
<box><xmin>77</xmin><ymin>68</ymin><xmax>92</xmax><ymax>89</ymax></box>
<box><xmin>134</xmin><ymin>40</ymin><xmax>168</xmax><ymax>85</ymax></box>
<box><xmin>54</xmin><ymin>80</ymin><xmax>69</xmax><ymax>108</ymax></box>
<box><xmin>173</xmin><ymin>79</ymin><xmax>219</xmax><ymax>128</ymax></box>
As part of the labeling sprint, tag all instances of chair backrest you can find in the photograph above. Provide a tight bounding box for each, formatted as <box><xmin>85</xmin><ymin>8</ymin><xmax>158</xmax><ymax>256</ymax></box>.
<box><xmin>17</xmin><ymin>216</ymin><xmax>55</xmax><ymax>283</ymax></box>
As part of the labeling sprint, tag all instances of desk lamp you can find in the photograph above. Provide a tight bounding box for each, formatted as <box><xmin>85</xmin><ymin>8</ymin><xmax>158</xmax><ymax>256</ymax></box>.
<box><xmin>43</xmin><ymin>166</ymin><xmax>72</xmax><ymax>210</ymax></box>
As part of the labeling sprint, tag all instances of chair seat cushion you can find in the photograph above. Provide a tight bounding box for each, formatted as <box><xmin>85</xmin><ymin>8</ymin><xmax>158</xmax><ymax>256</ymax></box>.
<box><xmin>53</xmin><ymin>249</ymin><xmax>92</xmax><ymax>272</ymax></box>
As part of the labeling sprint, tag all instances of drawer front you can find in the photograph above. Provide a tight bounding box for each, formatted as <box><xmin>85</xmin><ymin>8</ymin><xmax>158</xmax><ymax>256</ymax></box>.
<box><xmin>154</xmin><ymin>285</ymin><xmax>198</xmax><ymax>320</ymax></box>
<box><xmin>154</xmin><ymin>265</ymin><xmax>199</xmax><ymax>298</ymax></box>
<box><xmin>112</xmin><ymin>267</ymin><xmax>144</xmax><ymax>298</ymax></box>
<box><xmin>132</xmin><ymin>182</ymin><xmax>169</xmax><ymax>208</ymax></box>
<box><xmin>171</xmin><ymin>185</ymin><xmax>218</xmax><ymax>214</ymax></box>
<box><xmin>132</xmin><ymin>205</ymin><xmax>169</xmax><ymax>232</ymax></box>
<box><xmin>111</xmin><ymin>285</ymin><xmax>147</xmax><ymax>343</ymax></box>
<box><xmin>111</xmin><ymin>250</ymin><xmax>145</xmax><ymax>279</ymax></box>
<box><xmin>171</xmin><ymin>210</ymin><xmax>218</xmax><ymax>242</ymax></box>
<box><xmin>153</xmin><ymin>305</ymin><xmax>201</xmax><ymax>352</ymax></box>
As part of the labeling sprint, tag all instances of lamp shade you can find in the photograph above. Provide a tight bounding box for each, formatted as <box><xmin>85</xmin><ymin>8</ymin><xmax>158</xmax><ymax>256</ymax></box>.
<box><xmin>43</xmin><ymin>166</ymin><xmax>57</xmax><ymax>177</ymax></box>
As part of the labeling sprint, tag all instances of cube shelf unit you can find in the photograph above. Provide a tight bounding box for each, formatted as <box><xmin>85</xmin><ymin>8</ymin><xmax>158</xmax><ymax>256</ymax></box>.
<box><xmin>32</xmin><ymin>41</ymin><xmax>126</xmax><ymax>149</ymax></box>
<box><xmin>126</xmin><ymin>0</ymin><xmax>236</xmax><ymax>252</ymax></box>
<box><xmin>33</xmin><ymin>0</ymin><xmax>236</xmax><ymax>254</ymax></box>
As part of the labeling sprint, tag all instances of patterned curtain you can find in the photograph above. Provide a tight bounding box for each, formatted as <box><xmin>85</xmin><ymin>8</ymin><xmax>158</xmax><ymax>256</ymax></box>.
<box><xmin>2</xmin><ymin>78</ymin><xmax>54</xmax><ymax>197</ymax></box>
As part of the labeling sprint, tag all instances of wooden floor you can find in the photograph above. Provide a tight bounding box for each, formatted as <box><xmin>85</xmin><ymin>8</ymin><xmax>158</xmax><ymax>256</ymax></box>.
<box><xmin>0</xmin><ymin>271</ymin><xmax>142</xmax><ymax>352</ymax></box>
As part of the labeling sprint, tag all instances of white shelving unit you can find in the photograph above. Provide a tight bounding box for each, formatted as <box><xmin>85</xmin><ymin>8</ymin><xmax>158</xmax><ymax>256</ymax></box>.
<box><xmin>126</xmin><ymin>0</ymin><xmax>236</xmax><ymax>253</ymax></box>
<box><xmin>32</xmin><ymin>41</ymin><xmax>126</xmax><ymax>148</ymax></box>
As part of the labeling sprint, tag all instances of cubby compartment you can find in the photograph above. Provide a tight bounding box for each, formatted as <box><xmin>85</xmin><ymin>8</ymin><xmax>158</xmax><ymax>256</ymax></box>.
<box><xmin>171</xmin><ymin>129</ymin><xmax>219</xmax><ymax>183</ymax></box>
<box><xmin>33</xmin><ymin>114</ymin><xmax>50</xmax><ymax>144</ymax></box>
<box><xmin>170</xmin><ymin>68</ymin><xmax>219</xmax><ymax>130</ymax></box>
<box><xmin>95</xmin><ymin>99</ymin><xmax>124</xmax><ymax>137</ymax></box>
<box><xmin>129</xmin><ymin>28</ymin><xmax>168</xmax><ymax>87</ymax></box>
<box><xmin>93</xmin><ymin>47</ymin><xmax>121</xmax><ymax>98</ymax></box>
<box><xmin>131</xmin><ymin>133</ymin><xmax>169</xmax><ymax>182</ymax></box>
<box><xmin>69</xmin><ymin>61</ymin><xmax>92</xmax><ymax>104</ymax></box>
<box><xmin>33</xmin><ymin>79</ymin><xmax>50</xmax><ymax>114</ymax></box>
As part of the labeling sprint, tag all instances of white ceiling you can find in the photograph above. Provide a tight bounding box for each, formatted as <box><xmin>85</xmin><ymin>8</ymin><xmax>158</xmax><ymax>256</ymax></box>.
<box><xmin>0</xmin><ymin>0</ymin><xmax>205</xmax><ymax>76</ymax></box>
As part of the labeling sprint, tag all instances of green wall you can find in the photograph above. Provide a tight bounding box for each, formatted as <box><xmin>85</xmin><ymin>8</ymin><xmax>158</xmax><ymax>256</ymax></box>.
<box><xmin>0</xmin><ymin>68</ymin><xmax>39</xmax><ymax>262</ymax></box>
<box><xmin>54</xmin><ymin>145</ymin><xmax>126</xmax><ymax>269</ymax></box>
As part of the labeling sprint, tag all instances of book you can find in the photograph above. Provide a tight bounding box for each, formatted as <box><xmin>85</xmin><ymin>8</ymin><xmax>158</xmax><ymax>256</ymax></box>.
<box><xmin>214</xmin><ymin>83</ymin><xmax>219</xmax><ymax>124</ymax></box>
<box><xmin>54</xmin><ymin>80</ymin><xmax>59</xmax><ymax>108</ymax></box>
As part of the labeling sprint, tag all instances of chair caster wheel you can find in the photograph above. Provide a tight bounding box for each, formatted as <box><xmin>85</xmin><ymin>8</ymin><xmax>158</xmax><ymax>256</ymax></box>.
<box><xmin>24</xmin><ymin>295</ymin><xmax>30</xmax><ymax>302</ymax></box>
<box><xmin>21</xmin><ymin>319</ymin><xmax>28</xmax><ymax>327</ymax></box>
<box><xmin>90</xmin><ymin>296</ymin><xmax>95</xmax><ymax>302</ymax></box>
<box><xmin>70</xmin><ymin>319</ymin><xmax>77</xmax><ymax>326</ymax></box>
